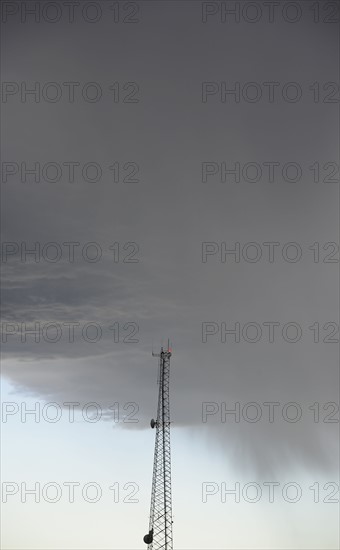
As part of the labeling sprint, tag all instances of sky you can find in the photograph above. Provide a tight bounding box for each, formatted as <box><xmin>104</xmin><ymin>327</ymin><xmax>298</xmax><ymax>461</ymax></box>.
<box><xmin>1</xmin><ymin>1</ymin><xmax>339</xmax><ymax>548</ymax></box>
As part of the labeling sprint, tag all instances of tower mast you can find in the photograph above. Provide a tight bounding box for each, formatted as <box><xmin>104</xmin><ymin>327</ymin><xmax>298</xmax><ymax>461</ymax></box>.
<box><xmin>144</xmin><ymin>342</ymin><xmax>173</xmax><ymax>549</ymax></box>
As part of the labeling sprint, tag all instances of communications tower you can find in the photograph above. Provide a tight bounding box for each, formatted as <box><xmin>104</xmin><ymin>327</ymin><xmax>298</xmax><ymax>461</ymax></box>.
<box><xmin>143</xmin><ymin>343</ymin><xmax>173</xmax><ymax>549</ymax></box>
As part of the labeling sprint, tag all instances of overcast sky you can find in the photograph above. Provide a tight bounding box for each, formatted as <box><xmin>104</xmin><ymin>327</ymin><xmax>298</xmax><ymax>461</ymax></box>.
<box><xmin>1</xmin><ymin>1</ymin><xmax>339</xmax><ymax>548</ymax></box>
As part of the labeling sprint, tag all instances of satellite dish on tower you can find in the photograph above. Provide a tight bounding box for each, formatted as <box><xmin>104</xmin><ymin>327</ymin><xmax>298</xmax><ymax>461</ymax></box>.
<box><xmin>143</xmin><ymin>529</ymin><xmax>153</xmax><ymax>544</ymax></box>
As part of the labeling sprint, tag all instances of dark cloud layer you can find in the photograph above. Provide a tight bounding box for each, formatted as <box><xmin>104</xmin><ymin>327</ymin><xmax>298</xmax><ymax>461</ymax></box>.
<box><xmin>1</xmin><ymin>1</ymin><xmax>339</xmax><ymax>474</ymax></box>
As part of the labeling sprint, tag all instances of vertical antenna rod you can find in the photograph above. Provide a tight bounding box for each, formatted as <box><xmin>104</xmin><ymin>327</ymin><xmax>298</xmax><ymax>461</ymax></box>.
<box><xmin>143</xmin><ymin>343</ymin><xmax>173</xmax><ymax>549</ymax></box>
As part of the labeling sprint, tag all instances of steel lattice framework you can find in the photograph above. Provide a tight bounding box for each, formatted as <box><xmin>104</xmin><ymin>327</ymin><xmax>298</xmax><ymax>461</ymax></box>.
<box><xmin>144</xmin><ymin>345</ymin><xmax>173</xmax><ymax>549</ymax></box>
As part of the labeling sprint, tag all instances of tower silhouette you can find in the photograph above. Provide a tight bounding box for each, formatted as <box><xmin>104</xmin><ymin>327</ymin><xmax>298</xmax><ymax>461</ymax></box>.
<box><xmin>144</xmin><ymin>342</ymin><xmax>173</xmax><ymax>549</ymax></box>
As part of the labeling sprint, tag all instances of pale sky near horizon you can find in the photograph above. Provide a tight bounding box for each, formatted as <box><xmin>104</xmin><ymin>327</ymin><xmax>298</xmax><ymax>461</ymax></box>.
<box><xmin>1</xmin><ymin>376</ymin><xmax>339</xmax><ymax>549</ymax></box>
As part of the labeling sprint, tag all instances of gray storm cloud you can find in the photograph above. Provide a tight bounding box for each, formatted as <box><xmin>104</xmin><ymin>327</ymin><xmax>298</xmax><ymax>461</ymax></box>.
<box><xmin>1</xmin><ymin>1</ymin><xmax>339</xmax><ymax>475</ymax></box>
